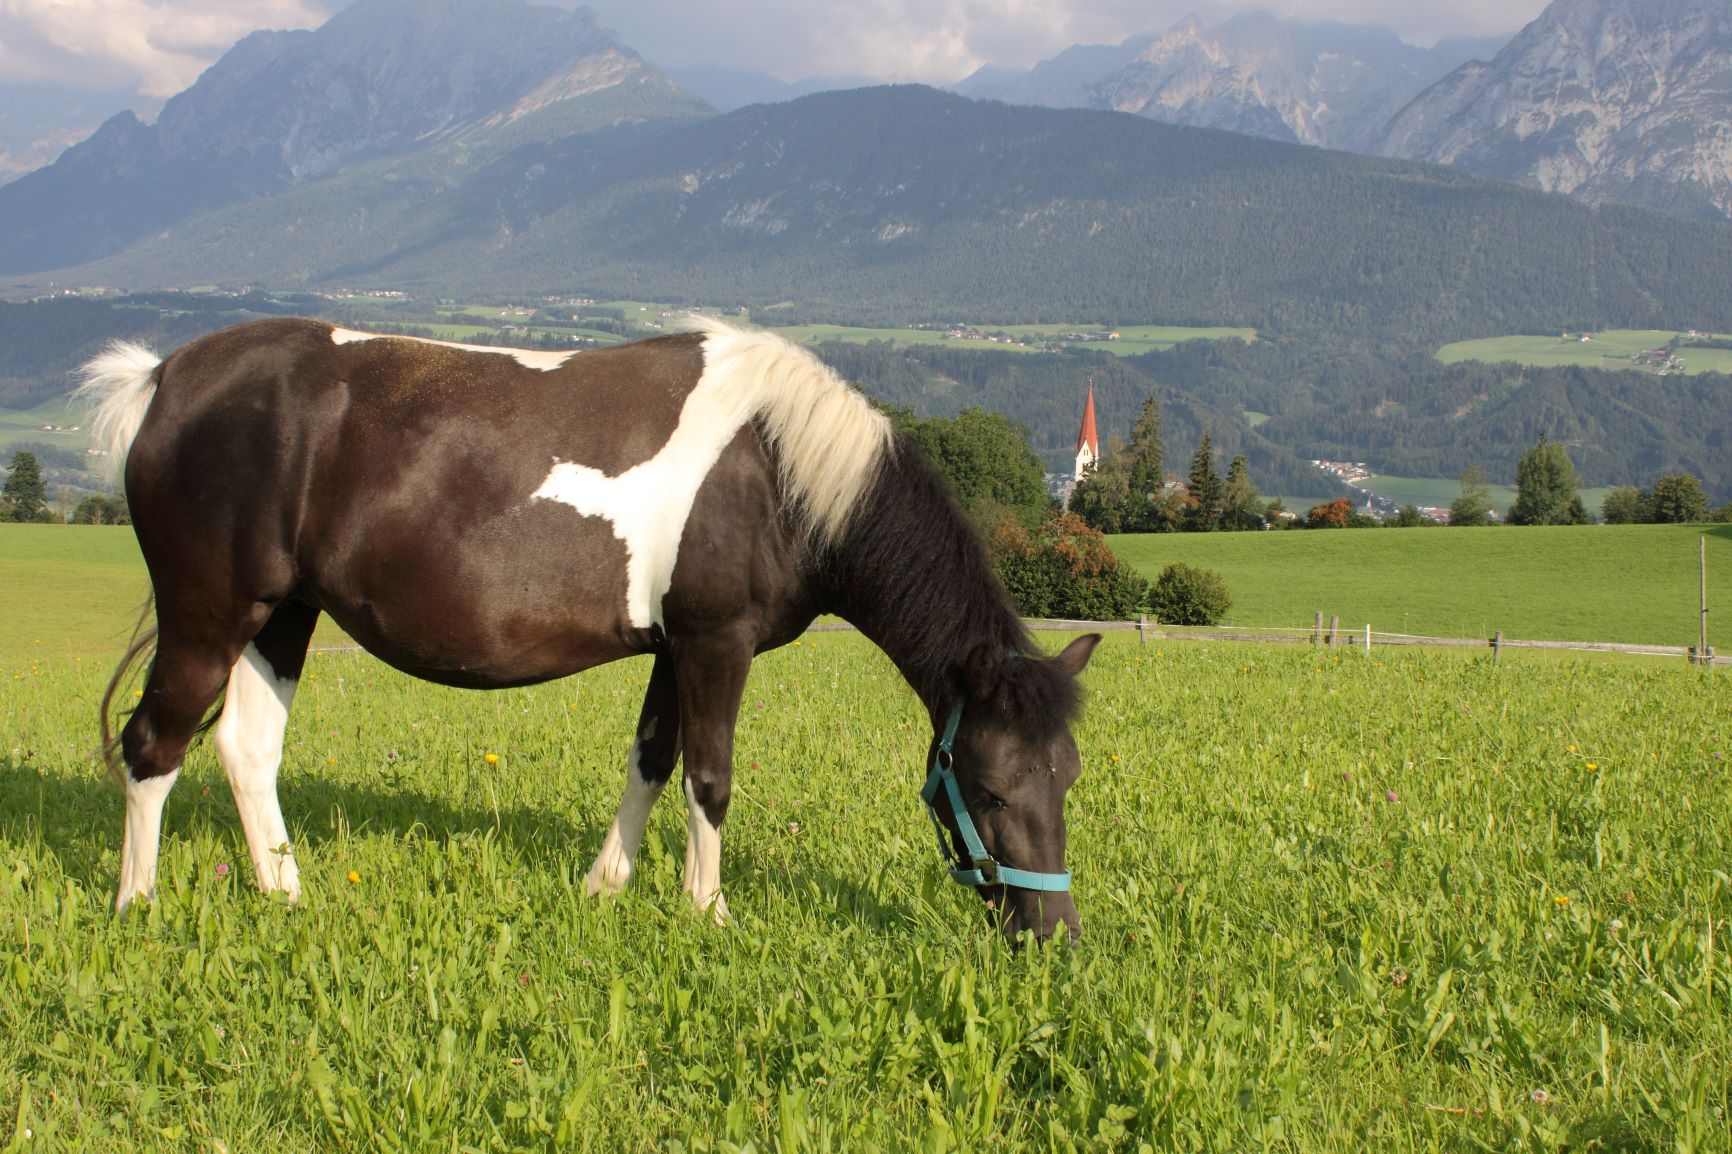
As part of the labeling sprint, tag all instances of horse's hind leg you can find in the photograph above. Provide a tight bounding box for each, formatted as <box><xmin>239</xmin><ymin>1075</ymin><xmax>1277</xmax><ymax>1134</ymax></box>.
<box><xmin>211</xmin><ymin>602</ymin><xmax>319</xmax><ymax>902</ymax></box>
<box><xmin>586</xmin><ymin>652</ymin><xmax>681</xmax><ymax>896</ymax></box>
<box><xmin>115</xmin><ymin>628</ymin><xmax>247</xmax><ymax>913</ymax></box>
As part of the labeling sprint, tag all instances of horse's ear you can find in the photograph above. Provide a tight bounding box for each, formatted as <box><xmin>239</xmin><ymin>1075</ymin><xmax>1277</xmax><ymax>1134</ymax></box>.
<box><xmin>1048</xmin><ymin>633</ymin><xmax>1102</xmax><ymax>677</ymax></box>
<box><xmin>962</xmin><ymin>643</ymin><xmax>1001</xmax><ymax>702</ymax></box>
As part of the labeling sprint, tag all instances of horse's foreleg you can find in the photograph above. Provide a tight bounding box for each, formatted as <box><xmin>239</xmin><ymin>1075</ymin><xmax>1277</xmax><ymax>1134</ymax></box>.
<box><xmin>212</xmin><ymin>603</ymin><xmax>318</xmax><ymax>903</ymax></box>
<box><xmin>672</xmin><ymin>630</ymin><xmax>754</xmax><ymax>924</ymax></box>
<box><xmin>586</xmin><ymin>652</ymin><xmax>681</xmax><ymax>896</ymax></box>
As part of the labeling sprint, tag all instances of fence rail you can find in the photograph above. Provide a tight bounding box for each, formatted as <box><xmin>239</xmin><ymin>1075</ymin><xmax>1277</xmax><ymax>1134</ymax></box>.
<box><xmin>315</xmin><ymin>618</ymin><xmax>1722</xmax><ymax>666</ymax></box>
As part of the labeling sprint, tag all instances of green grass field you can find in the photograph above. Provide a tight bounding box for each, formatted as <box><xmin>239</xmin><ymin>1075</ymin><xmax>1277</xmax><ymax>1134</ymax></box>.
<box><xmin>1111</xmin><ymin>524</ymin><xmax>1732</xmax><ymax>646</ymax></box>
<box><xmin>1437</xmin><ymin>330</ymin><xmax>1732</xmax><ymax>376</ymax></box>
<box><xmin>3</xmin><ymin>525</ymin><xmax>1729</xmax><ymax>1149</ymax></box>
<box><xmin>1347</xmin><ymin>476</ymin><xmax>1618</xmax><ymax>519</ymax></box>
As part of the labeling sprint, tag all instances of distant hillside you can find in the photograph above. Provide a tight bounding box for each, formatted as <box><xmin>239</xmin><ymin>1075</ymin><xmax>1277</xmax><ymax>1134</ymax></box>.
<box><xmin>0</xmin><ymin>0</ymin><xmax>708</xmax><ymax>275</ymax></box>
<box><xmin>42</xmin><ymin>86</ymin><xmax>1732</xmax><ymax>344</ymax></box>
<box><xmin>811</xmin><ymin>339</ymin><xmax>1342</xmax><ymax>498</ymax></box>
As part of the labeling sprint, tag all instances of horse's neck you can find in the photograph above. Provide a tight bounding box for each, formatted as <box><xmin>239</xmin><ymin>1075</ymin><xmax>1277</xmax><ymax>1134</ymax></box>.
<box><xmin>821</xmin><ymin>448</ymin><xmax>1027</xmax><ymax>717</ymax></box>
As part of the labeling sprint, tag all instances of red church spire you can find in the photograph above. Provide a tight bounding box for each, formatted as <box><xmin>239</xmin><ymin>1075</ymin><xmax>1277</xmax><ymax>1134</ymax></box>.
<box><xmin>1076</xmin><ymin>382</ymin><xmax>1099</xmax><ymax>458</ymax></box>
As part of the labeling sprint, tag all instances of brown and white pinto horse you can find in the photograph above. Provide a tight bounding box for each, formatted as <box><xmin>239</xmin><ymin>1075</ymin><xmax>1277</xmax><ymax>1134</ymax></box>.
<box><xmin>79</xmin><ymin>317</ymin><xmax>1098</xmax><ymax>940</ymax></box>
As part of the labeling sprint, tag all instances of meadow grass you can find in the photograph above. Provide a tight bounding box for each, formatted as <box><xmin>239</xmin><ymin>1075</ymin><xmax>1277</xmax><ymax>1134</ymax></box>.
<box><xmin>4</xmin><ymin>616</ymin><xmax>1729</xmax><ymax>1150</ymax></box>
<box><xmin>1436</xmin><ymin>330</ymin><xmax>1732</xmax><ymax>376</ymax></box>
<box><xmin>1110</xmin><ymin>524</ymin><xmax>1732</xmax><ymax>647</ymax></box>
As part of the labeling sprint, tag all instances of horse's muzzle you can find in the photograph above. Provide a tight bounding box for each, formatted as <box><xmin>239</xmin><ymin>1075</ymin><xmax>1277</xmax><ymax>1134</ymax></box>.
<box><xmin>991</xmin><ymin>887</ymin><xmax>1080</xmax><ymax>943</ymax></box>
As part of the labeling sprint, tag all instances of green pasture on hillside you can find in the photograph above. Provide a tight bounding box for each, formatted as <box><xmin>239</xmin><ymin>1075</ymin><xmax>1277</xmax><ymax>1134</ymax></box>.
<box><xmin>1111</xmin><ymin>524</ymin><xmax>1732</xmax><ymax>647</ymax></box>
<box><xmin>1437</xmin><ymin>330</ymin><xmax>1732</xmax><ymax>376</ymax></box>
<box><xmin>1348</xmin><ymin>476</ymin><xmax>1618</xmax><ymax>519</ymax></box>
<box><xmin>0</xmin><ymin>397</ymin><xmax>87</xmax><ymax>455</ymax></box>
<box><xmin>767</xmin><ymin>322</ymin><xmax>1256</xmax><ymax>357</ymax></box>
<box><xmin>4</xmin><ymin>552</ymin><xmax>1730</xmax><ymax>1148</ymax></box>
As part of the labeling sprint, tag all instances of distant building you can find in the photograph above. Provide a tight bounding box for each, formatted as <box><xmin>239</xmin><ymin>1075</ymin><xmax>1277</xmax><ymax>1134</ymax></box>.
<box><xmin>1074</xmin><ymin>382</ymin><xmax>1100</xmax><ymax>480</ymax></box>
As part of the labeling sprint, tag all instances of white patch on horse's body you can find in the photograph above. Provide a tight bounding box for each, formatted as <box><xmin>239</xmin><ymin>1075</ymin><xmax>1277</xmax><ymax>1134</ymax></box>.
<box><xmin>115</xmin><ymin>768</ymin><xmax>179</xmax><ymax>913</ymax></box>
<box><xmin>532</xmin><ymin>319</ymin><xmax>893</xmax><ymax>628</ymax></box>
<box><xmin>585</xmin><ymin>717</ymin><xmax>665</xmax><ymax>896</ymax></box>
<box><xmin>328</xmin><ymin>326</ymin><xmax>579</xmax><ymax>372</ymax></box>
<box><xmin>682</xmin><ymin>777</ymin><xmax>730</xmax><ymax>924</ymax></box>
<box><xmin>212</xmin><ymin>644</ymin><xmax>302</xmax><ymax>902</ymax></box>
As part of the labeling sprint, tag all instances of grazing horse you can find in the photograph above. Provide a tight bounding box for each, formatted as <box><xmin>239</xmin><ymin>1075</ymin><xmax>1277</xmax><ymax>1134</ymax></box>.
<box><xmin>79</xmin><ymin>317</ymin><xmax>1098</xmax><ymax>940</ymax></box>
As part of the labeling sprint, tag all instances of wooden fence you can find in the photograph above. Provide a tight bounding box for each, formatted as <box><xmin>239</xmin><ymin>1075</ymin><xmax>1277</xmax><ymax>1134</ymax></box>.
<box><xmin>811</xmin><ymin>615</ymin><xmax>1726</xmax><ymax>666</ymax></box>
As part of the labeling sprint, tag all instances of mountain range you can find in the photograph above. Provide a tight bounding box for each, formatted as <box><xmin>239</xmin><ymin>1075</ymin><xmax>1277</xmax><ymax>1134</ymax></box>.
<box><xmin>1380</xmin><ymin>0</ymin><xmax>1732</xmax><ymax>220</ymax></box>
<box><xmin>0</xmin><ymin>0</ymin><xmax>1729</xmax><ymax>344</ymax></box>
<box><xmin>958</xmin><ymin>13</ymin><xmax>1506</xmax><ymax>154</ymax></box>
<box><xmin>0</xmin><ymin>0</ymin><xmax>708</xmax><ymax>274</ymax></box>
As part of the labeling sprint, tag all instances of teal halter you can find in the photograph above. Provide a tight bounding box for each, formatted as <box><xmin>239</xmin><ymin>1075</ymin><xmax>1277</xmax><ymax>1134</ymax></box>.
<box><xmin>920</xmin><ymin>699</ymin><xmax>1072</xmax><ymax>892</ymax></box>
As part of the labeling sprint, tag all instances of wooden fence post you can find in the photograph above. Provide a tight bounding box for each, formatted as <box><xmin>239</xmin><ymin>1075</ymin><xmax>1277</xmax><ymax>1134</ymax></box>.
<box><xmin>1138</xmin><ymin>613</ymin><xmax>1148</xmax><ymax>646</ymax></box>
<box><xmin>1493</xmin><ymin>631</ymin><xmax>1503</xmax><ymax>665</ymax></box>
<box><xmin>1329</xmin><ymin>615</ymin><xmax>1340</xmax><ymax>648</ymax></box>
<box><xmin>1313</xmin><ymin>611</ymin><xmax>1323</xmax><ymax>646</ymax></box>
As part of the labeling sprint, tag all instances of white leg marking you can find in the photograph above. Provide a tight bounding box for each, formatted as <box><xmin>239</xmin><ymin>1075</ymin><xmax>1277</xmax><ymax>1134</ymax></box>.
<box><xmin>116</xmin><ymin>769</ymin><xmax>179</xmax><ymax>914</ymax></box>
<box><xmin>682</xmin><ymin>777</ymin><xmax>729</xmax><ymax>925</ymax></box>
<box><xmin>212</xmin><ymin>644</ymin><xmax>301</xmax><ymax>902</ymax></box>
<box><xmin>585</xmin><ymin>721</ymin><xmax>665</xmax><ymax>896</ymax></box>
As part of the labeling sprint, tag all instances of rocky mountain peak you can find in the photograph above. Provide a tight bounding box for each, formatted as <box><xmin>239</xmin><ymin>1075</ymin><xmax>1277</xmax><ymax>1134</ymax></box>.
<box><xmin>1379</xmin><ymin>0</ymin><xmax>1732</xmax><ymax>219</ymax></box>
<box><xmin>0</xmin><ymin>0</ymin><xmax>706</xmax><ymax>275</ymax></box>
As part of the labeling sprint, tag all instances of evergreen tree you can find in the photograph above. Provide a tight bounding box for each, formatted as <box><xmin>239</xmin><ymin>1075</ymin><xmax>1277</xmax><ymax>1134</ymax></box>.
<box><xmin>1509</xmin><ymin>439</ymin><xmax>1582</xmax><ymax>525</ymax></box>
<box><xmin>1124</xmin><ymin>396</ymin><xmax>1164</xmax><ymax>530</ymax></box>
<box><xmin>1184</xmin><ymin>432</ymin><xmax>1222</xmax><ymax>532</ymax></box>
<box><xmin>1448</xmin><ymin>466</ymin><xmax>1494</xmax><ymax>527</ymax></box>
<box><xmin>1069</xmin><ymin>437</ymin><xmax>1133</xmax><ymax>534</ymax></box>
<box><xmin>1220</xmin><ymin>454</ymin><xmax>1263</xmax><ymax>530</ymax></box>
<box><xmin>2</xmin><ymin>450</ymin><xmax>47</xmax><ymax>523</ymax></box>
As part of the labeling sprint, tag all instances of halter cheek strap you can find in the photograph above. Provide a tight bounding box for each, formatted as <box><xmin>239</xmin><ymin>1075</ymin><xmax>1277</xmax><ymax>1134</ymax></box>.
<box><xmin>920</xmin><ymin>700</ymin><xmax>1071</xmax><ymax>892</ymax></box>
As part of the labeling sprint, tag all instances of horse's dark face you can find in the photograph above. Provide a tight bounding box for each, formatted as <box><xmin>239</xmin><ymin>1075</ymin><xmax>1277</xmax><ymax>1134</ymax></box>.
<box><xmin>939</xmin><ymin>634</ymin><xmax>1099</xmax><ymax>942</ymax></box>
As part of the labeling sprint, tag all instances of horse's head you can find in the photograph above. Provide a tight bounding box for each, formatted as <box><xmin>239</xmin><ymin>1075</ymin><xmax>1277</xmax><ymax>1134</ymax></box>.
<box><xmin>931</xmin><ymin>633</ymin><xmax>1100</xmax><ymax>943</ymax></box>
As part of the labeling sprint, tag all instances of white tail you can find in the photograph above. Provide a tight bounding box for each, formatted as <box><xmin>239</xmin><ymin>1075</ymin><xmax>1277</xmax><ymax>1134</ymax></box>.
<box><xmin>74</xmin><ymin>341</ymin><xmax>161</xmax><ymax>485</ymax></box>
<box><xmin>686</xmin><ymin>316</ymin><xmax>893</xmax><ymax>545</ymax></box>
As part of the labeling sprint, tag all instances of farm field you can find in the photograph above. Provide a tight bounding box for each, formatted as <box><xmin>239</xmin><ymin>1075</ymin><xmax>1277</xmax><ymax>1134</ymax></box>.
<box><xmin>1111</xmin><ymin>524</ymin><xmax>1732</xmax><ymax>647</ymax></box>
<box><xmin>0</xmin><ymin>396</ymin><xmax>86</xmax><ymax>455</ymax></box>
<box><xmin>1436</xmin><ymin>330</ymin><xmax>1732</xmax><ymax>376</ymax></box>
<box><xmin>765</xmin><ymin>322</ymin><xmax>1257</xmax><ymax>357</ymax></box>
<box><xmin>4</xmin><ymin>566</ymin><xmax>1730</xmax><ymax>1148</ymax></box>
<box><xmin>1349</xmin><ymin>476</ymin><xmax>1618</xmax><ymax>519</ymax></box>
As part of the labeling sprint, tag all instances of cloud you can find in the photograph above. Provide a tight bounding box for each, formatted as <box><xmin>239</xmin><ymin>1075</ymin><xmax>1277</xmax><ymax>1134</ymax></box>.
<box><xmin>0</xmin><ymin>0</ymin><xmax>336</xmax><ymax>96</ymax></box>
<box><xmin>0</xmin><ymin>0</ymin><xmax>1555</xmax><ymax>102</ymax></box>
<box><xmin>586</xmin><ymin>0</ymin><xmax>1552</xmax><ymax>83</ymax></box>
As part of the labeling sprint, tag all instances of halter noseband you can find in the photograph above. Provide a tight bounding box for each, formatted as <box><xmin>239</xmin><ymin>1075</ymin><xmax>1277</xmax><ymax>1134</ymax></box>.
<box><xmin>920</xmin><ymin>698</ymin><xmax>1071</xmax><ymax>893</ymax></box>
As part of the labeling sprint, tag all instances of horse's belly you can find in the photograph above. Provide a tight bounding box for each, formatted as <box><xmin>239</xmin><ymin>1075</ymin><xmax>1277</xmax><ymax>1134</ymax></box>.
<box><xmin>307</xmin><ymin>508</ymin><xmax>650</xmax><ymax>687</ymax></box>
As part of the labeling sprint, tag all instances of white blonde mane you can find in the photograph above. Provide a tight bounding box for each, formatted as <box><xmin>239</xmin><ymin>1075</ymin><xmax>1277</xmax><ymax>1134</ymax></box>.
<box><xmin>685</xmin><ymin>316</ymin><xmax>893</xmax><ymax>546</ymax></box>
<box><xmin>74</xmin><ymin>341</ymin><xmax>162</xmax><ymax>485</ymax></box>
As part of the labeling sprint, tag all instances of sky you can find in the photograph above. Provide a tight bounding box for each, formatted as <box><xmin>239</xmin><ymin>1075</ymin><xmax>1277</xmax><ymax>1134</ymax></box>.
<box><xmin>0</xmin><ymin>0</ymin><xmax>1555</xmax><ymax>98</ymax></box>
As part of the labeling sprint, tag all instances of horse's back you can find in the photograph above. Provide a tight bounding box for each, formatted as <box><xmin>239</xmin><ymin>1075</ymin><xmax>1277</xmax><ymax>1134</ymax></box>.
<box><xmin>125</xmin><ymin>318</ymin><xmax>801</xmax><ymax>685</ymax></box>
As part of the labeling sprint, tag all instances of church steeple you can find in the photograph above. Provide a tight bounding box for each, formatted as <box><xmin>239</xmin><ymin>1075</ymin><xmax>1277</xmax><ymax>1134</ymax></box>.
<box><xmin>1074</xmin><ymin>381</ymin><xmax>1099</xmax><ymax>478</ymax></box>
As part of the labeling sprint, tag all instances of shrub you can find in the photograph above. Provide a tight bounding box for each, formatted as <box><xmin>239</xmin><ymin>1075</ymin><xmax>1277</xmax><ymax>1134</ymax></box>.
<box><xmin>990</xmin><ymin>510</ymin><xmax>1148</xmax><ymax>621</ymax></box>
<box><xmin>1148</xmin><ymin>562</ymin><xmax>1232</xmax><ymax>626</ymax></box>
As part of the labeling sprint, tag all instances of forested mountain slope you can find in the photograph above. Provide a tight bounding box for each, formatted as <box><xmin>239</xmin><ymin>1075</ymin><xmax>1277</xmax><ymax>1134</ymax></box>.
<box><xmin>51</xmin><ymin>86</ymin><xmax>1732</xmax><ymax>345</ymax></box>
